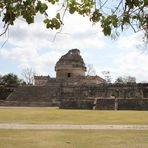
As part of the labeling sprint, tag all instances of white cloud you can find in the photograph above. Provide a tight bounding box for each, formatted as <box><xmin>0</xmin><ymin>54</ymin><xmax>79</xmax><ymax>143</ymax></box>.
<box><xmin>33</xmin><ymin>51</ymin><xmax>62</xmax><ymax>75</ymax></box>
<box><xmin>6</xmin><ymin>10</ymin><xmax>105</xmax><ymax>50</ymax></box>
<box><xmin>0</xmin><ymin>6</ymin><xmax>147</xmax><ymax>83</ymax></box>
<box><xmin>0</xmin><ymin>46</ymin><xmax>38</xmax><ymax>60</ymax></box>
<box><xmin>117</xmin><ymin>32</ymin><xmax>146</xmax><ymax>51</ymax></box>
<box><xmin>0</xmin><ymin>10</ymin><xmax>106</xmax><ymax>77</ymax></box>
<box><xmin>110</xmin><ymin>51</ymin><xmax>148</xmax><ymax>82</ymax></box>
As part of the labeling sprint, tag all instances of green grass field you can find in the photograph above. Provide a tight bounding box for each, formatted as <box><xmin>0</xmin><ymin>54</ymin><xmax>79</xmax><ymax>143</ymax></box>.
<box><xmin>0</xmin><ymin>107</ymin><xmax>148</xmax><ymax>124</ymax></box>
<box><xmin>0</xmin><ymin>129</ymin><xmax>148</xmax><ymax>148</ymax></box>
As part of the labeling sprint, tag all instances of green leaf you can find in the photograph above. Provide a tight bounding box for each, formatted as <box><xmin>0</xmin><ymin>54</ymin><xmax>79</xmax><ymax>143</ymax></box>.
<box><xmin>103</xmin><ymin>26</ymin><xmax>111</xmax><ymax>36</ymax></box>
<box><xmin>123</xmin><ymin>14</ymin><xmax>130</xmax><ymax>25</ymax></box>
<box><xmin>56</xmin><ymin>13</ymin><xmax>60</xmax><ymax>20</ymax></box>
<box><xmin>26</xmin><ymin>16</ymin><xmax>34</xmax><ymax>24</ymax></box>
<box><xmin>43</xmin><ymin>18</ymin><xmax>50</xmax><ymax>24</ymax></box>
<box><xmin>111</xmin><ymin>15</ymin><xmax>118</xmax><ymax>27</ymax></box>
<box><xmin>69</xmin><ymin>6</ymin><xmax>76</xmax><ymax>14</ymax></box>
<box><xmin>52</xmin><ymin>18</ymin><xmax>61</xmax><ymax>29</ymax></box>
<box><xmin>48</xmin><ymin>0</ymin><xmax>56</xmax><ymax>5</ymax></box>
<box><xmin>46</xmin><ymin>21</ymin><xmax>52</xmax><ymax>28</ymax></box>
<box><xmin>90</xmin><ymin>9</ymin><xmax>102</xmax><ymax>23</ymax></box>
<box><xmin>36</xmin><ymin>1</ymin><xmax>41</xmax><ymax>11</ymax></box>
<box><xmin>40</xmin><ymin>3</ymin><xmax>48</xmax><ymax>14</ymax></box>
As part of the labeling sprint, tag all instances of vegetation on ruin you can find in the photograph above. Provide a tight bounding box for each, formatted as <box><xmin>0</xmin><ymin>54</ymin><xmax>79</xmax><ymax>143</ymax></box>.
<box><xmin>0</xmin><ymin>129</ymin><xmax>148</xmax><ymax>148</ymax></box>
<box><xmin>0</xmin><ymin>108</ymin><xmax>148</xmax><ymax>124</ymax></box>
<box><xmin>0</xmin><ymin>0</ymin><xmax>147</xmax><ymax>42</ymax></box>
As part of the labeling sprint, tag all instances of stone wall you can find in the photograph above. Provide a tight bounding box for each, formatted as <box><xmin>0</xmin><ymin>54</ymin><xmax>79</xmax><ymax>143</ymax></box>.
<box><xmin>143</xmin><ymin>88</ymin><xmax>148</xmax><ymax>98</ymax></box>
<box><xmin>2</xmin><ymin>86</ymin><xmax>60</xmax><ymax>107</ymax></box>
<box><xmin>34</xmin><ymin>76</ymin><xmax>50</xmax><ymax>86</ymax></box>
<box><xmin>95</xmin><ymin>98</ymin><xmax>148</xmax><ymax>110</ymax></box>
<box><xmin>60</xmin><ymin>98</ymin><xmax>148</xmax><ymax>110</ymax></box>
<box><xmin>0</xmin><ymin>100</ymin><xmax>59</xmax><ymax>107</ymax></box>
<box><xmin>118</xmin><ymin>99</ymin><xmax>148</xmax><ymax>110</ymax></box>
<box><xmin>59</xmin><ymin>83</ymin><xmax>148</xmax><ymax>100</ymax></box>
<box><xmin>1</xmin><ymin>83</ymin><xmax>148</xmax><ymax>108</ymax></box>
<box><xmin>59</xmin><ymin>99</ymin><xmax>94</xmax><ymax>109</ymax></box>
<box><xmin>80</xmin><ymin>76</ymin><xmax>105</xmax><ymax>84</ymax></box>
<box><xmin>95</xmin><ymin>99</ymin><xmax>115</xmax><ymax>110</ymax></box>
<box><xmin>0</xmin><ymin>87</ymin><xmax>14</xmax><ymax>100</ymax></box>
<box><xmin>7</xmin><ymin>86</ymin><xmax>61</xmax><ymax>101</ymax></box>
<box><xmin>55</xmin><ymin>49</ymin><xmax>87</xmax><ymax>78</ymax></box>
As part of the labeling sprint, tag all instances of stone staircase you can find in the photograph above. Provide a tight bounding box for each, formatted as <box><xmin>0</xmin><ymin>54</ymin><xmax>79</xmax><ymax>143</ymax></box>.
<box><xmin>0</xmin><ymin>86</ymin><xmax>60</xmax><ymax>107</ymax></box>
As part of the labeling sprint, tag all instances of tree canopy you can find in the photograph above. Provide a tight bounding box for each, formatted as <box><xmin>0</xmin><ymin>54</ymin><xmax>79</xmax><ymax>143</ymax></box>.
<box><xmin>0</xmin><ymin>0</ymin><xmax>147</xmax><ymax>41</ymax></box>
<box><xmin>115</xmin><ymin>76</ymin><xmax>136</xmax><ymax>83</ymax></box>
<box><xmin>0</xmin><ymin>73</ymin><xmax>25</xmax><ymax>87</ymax></box>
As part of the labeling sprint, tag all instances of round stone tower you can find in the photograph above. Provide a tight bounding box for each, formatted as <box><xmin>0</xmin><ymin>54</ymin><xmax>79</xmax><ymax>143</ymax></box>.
<box><xmin>55</xmin><ymin>49</ymin><xmax>87</xmax><ymax>78</ymax></box>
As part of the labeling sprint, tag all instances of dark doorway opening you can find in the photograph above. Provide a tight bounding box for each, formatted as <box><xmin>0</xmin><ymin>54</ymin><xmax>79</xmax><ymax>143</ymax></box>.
<box><xmin>67</xmin><ymin>73</ymin><xmax>71</xmax><ymax>77</ymax></box>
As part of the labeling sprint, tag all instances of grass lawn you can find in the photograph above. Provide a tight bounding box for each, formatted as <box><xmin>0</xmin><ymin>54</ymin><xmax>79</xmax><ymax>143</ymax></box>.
<box><xmin>0</xmin><ymin>107</ymin><xmax>148</xmax><ymax>124</ymax></box>
<box><xmin>0</xmin><ymin>129</ymin><xmax>148</xmax><ymax>148</ymax></box>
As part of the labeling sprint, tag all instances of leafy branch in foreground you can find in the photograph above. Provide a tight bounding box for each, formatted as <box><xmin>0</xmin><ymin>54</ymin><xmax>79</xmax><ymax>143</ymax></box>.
<box><xmin>0</xmin><ymin>0</ymin><xmax>147</xmax><ymax>42</ymax></box>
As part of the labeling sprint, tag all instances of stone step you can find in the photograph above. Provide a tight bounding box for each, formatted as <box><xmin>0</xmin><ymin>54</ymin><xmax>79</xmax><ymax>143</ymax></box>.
<box><xmin>0</xmin><ymin>101</ymin><xmax>59</xmax><ymax>107</ymax></box>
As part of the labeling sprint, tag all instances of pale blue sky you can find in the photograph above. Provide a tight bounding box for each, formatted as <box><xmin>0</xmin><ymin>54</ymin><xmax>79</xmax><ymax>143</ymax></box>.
<box><xmin>0</xmin><ymin>5</ymin><xmax>147</xmax><ymax>82</ymax></box>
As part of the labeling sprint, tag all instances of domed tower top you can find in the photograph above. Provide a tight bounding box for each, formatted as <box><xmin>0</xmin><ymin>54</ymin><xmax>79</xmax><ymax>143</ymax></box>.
<box><xmin>69</xmin><ymin>49</ymin><xmax>80</xmax><ymax>55</ymax></box>
<box><xmin>55</xmin><ymin>49</ymin><xmax>86</xmax><ymax>78</ymax></box>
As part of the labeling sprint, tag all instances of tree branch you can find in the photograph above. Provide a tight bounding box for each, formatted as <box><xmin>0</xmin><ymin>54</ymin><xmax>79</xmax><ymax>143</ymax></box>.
<box><xmin>1</xmin><ymin>27</ymin><xmax>9</xmax><ymax>49</ymax></box>
<box><xmin>52</xmin><ymin>0</ymin><xmax>68</xmax><ymax>42</ymax></box>
<box><xmin>0</xmin><ymin>24</ymin><xmax>9</xmax><ymax>37</ymax></box>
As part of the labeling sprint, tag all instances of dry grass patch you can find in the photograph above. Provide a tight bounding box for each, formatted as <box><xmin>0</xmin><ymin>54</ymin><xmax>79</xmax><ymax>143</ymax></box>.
<box><xmin>0</xmin><ymin>129</ymin><xmax>148</xmax><ymax>148</ymax></box>
<box><xmin>0</xmin><ymin>107</ymin><xmax>148</xmax><ymax>124</ymax></box>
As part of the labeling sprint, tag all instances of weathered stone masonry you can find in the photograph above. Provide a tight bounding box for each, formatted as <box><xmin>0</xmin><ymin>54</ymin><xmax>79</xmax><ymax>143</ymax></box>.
<box><xmin>0</xmin><ymin>49</ymin><xmax>148</xmax><ymax>110</ymax></box>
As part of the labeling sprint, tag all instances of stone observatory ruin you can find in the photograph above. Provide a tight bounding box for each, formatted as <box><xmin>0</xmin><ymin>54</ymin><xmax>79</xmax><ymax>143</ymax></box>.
<box><xmin>1</xmin><ymin>49</ymin><xmax>148</xmax><ymax>110</ymax></box>
<box><xmin>34</xmin><ymin>49</ymin><xmax>105</xmax><ymax>86</ymax></box>
<box><xmin>55</xmin><ymin>49</ymin><xmax>86</xmax><ymax>78</ymax></box>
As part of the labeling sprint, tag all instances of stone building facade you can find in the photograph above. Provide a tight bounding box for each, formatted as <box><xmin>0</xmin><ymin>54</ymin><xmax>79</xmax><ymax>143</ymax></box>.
<box><xmin>34</xmin><ymin>49</ymin><xmax>105</xmax><ymax>86</ymax></box>
<box><xmin>55</xmin><ymin>49</ymin><xmax>86</xmax><ymax>78</ymax></box>
<box><xmin>33</xmin><ymin>48</ymin><xmax>148</xmax><ymax>100</ymax></box>
<box><xmin>1</xmin><ymin>48</ymin><xmax>148</xmax><ymax>109</ymax></box>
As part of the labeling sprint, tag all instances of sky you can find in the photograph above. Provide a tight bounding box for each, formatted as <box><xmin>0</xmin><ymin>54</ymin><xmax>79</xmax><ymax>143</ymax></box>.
<box><xmin>0</xmin><ymin>4</ymin><xmax>148</xmax><ymax>83</ymax></box>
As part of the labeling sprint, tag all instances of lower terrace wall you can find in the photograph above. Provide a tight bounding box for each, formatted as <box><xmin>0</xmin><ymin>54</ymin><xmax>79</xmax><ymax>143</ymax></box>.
<box><xmin>59</xmin><ymin>99</ymin><xmax>94</xmax><ymax>109</ymax></box>
<box><xmin>60</xmin><ymin>98</ymin><xmax>148</xmax><ymax>110</ymax></box>
<box><xmin>60</xmin><ymin>83</ymin><xmax>148</xmax><ymax>100</ymax></box>
<box><xmin>95</xmin><ymin>98</ymin><xmax>148</xmax><ymax>110</ymax></box>
<box><xmin>95</xmin><ymin>99</ymin><xmax>115</xmax><ymax>110</ymax></box>
<box><xmin>0</xmin><ymin>100</ymin><xmax>59</xmax><ymax>107</ymax></box>
<box><xmin>0</xmin><ymin>83</ymin><xmax>148</xmax><ymax>108</ymax></box>
<box><xmin>118</xmin><ymin>99</ymin><xmax>148</xmax><ymax>110</ymax></box>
